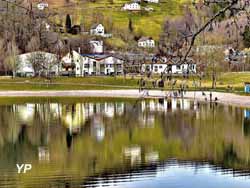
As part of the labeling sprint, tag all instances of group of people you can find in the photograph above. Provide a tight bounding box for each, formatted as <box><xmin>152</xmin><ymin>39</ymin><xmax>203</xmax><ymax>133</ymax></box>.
<box><xmin>202</xmin><ymin>91</ymin><xmax>218</xmax><ymax>102</ymax></box>
<box><xmin>137</xmin><ymin>77</ymin><xmax>219</xmax><ymax>104</ymax></box>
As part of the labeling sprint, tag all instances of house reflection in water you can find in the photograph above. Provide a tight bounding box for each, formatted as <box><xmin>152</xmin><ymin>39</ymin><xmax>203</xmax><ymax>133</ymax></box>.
<box><xmin>244</xmin><ymin>109</ymin><xmax>250</xmax><ymax>136</ymax></box>
<box><xmin>139</xmin><ymin>113</ymin><xmax>155</xmax><ymax>128</ymax></box>
<box><xmin>38</xmin><ymin>146</ymin><xmax>50</xmax><ymax>162</ymax></box>
<box><xmin>91</xmin><ymin>116</ymin><xmax>105</xmax><ymax>142</ymax></box>
<box><xmin>145</xmin><ymin>151</ymin><xmax>159</xmax><ymax>164</ymax></box>
<box><xmin>17</xmin><ymin>104</ymin><xmax>35</xmax><ymax>125</ymax></box>
<box><xmin>124</xmin><ymin>146</ymin><xmax>141</xmax><ymax>166</ymax></box>
<box><xmin>62</xmin><ymin>104</ymin><xmax>86</xmax><ymax>134</ymax></box>
<box><xmin>103</xmin><ymin>103</ymin><xmax>114</xmax><ymax>117</ymax></box>
<box><xmin>141</xmin><ymin>99</ymin><xmax>194</xmax><ymax>113</ymax></box>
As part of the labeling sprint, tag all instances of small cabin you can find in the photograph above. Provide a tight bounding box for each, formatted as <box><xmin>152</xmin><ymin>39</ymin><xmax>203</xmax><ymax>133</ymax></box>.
<box><xmin>245</xmin><ymin>82</ymin><xmax>250</xmax><ymax>93</ymax></box>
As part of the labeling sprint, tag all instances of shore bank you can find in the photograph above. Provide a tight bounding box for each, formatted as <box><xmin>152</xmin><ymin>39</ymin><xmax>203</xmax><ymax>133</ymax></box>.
<box><xmin>0</xmin><ymin>90</ymin><xmax>249</xmax><ymax>108</ymax></box>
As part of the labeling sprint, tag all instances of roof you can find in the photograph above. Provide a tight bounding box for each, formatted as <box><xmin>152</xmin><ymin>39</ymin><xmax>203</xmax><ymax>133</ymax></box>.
<box><xmin>81</xmin><ymin>54</ymin><xmax>124</xmax><ymax>61</ymax></box>
<box><xmin>91</xmin><ymin>24</ymin><xmax>103</xmax><ymax>29</ymax></box>
<box><xmin>19</xmin><ymin>51</ymin><xmax>57</xmax><ymax>57</ymax></box>
<box><xmin>126</xmin><ymin>2</ymin><xmax>140</xmax><ymax>4</ymax></box>
<box><xmin>138</xmin><ymin>37</ymin><xmax>153</xmax><ymax>42</ymax></box>
<box><xmin>143</xmin><ymin>56</ymin><xmax>196</xmax><ymax>65</ymax></box>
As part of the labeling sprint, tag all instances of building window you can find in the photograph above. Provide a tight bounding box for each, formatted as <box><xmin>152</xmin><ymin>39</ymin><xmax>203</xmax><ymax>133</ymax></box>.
<box><xmin>84</xmin><ymin>64</ymin><xmax>89</xmax><ymax>68</ymax></box>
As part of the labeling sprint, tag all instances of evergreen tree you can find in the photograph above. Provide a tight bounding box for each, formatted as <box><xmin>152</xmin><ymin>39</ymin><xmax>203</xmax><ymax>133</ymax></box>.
<box><xmin>65</xmin><ymin>14</ymin><xmax>72</xmax><ymax>33</ymax></box>
<box><xmin>243</xmin><ymin>25</ymin><xmax>250</xmax><ymax>48</ymax></box>
<box><xmin>128</xmin><ymin>18</ymin><xmax>133</xmax><ymax>33</ymax></box>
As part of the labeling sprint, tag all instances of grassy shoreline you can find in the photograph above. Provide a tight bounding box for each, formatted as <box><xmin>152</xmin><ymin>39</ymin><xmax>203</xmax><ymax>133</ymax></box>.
<box><xmin>0</xmin><ymin>72</ymin><xmax>248</xmax><ymax>95</ymax></box>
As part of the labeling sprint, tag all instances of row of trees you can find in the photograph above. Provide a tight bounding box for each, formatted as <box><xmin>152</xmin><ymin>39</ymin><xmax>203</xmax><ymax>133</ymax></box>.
<box><xmin>0</xmin><ymin>0</ymin><xmax>69</xmax><ymax>76</ymax></box>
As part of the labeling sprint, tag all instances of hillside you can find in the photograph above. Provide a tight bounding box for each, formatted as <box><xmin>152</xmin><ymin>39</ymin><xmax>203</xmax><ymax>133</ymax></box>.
<box><xmin>46</xmin><ymin>0</ymin><xmax>191</xmax><ymax>45</ymax></box>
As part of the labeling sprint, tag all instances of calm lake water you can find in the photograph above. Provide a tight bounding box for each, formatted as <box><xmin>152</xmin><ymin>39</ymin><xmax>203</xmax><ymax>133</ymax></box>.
<box><xmin>0</xmin><ymin>98</ymin><xmax>250</xmax><ymax>188</ymax></box>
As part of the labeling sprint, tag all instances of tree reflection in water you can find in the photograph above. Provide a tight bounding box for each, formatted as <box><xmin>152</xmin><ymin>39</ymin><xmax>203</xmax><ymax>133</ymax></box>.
<box><xmin>0</xmin><ymin>99</ymin><xmax>249</xmax><ymax>188</ymax></box>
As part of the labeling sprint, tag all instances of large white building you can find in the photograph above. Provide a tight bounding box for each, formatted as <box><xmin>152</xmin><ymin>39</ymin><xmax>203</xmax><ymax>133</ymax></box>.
<box><xmin>61</xmin><ymin>51</ymin><xmax>124</xmax><ymax>76</ymax></box>
<box><xmin>82</xmin><ymin>54</ymin><xmax>124</xmax><ymax>75</ymax></box>
<box><xmin>141</xmin><ymin>59</ymin><xmax>197</xmax><ymax>74</ymax></box>
<box><xmin>17</xmin><ymin>51</ymin><xmax>59</xmax><ymax>77</ymax></box>
<box><xmin>138</xmin><ymin>37</ymin><xmax>155</xmax><ymax>48</ymax></box>
<box><xmin>60</xmin><ymin>50</ymin><xmax>83</xmax><ymax>76</ymax></box>
<box><xmin>122</xmin><ymin>2</ymin><xmax>141</xmax><ymax>11</ymax></box>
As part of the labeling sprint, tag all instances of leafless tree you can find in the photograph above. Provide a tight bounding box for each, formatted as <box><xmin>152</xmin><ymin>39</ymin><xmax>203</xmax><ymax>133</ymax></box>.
<box><xmin>4</xmin><ymin>39</ymin><xmax>20</xmax><ymax>78</ymax></box>
<box><xmin>160</xmin><ymin>0</ymin><xmax>250</xmax><ymax>64</ymax></box>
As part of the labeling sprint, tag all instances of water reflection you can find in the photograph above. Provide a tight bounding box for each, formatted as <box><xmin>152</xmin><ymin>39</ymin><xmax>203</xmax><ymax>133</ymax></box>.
<box><xmin>244</xmin><ymin>109</ymin><xmax>250</xmax><ymax>137</ymax></box>
<box><xmin>0</xmin><ymin>98</ymin><xmax>249</xmax><ymax>188</ymax></box>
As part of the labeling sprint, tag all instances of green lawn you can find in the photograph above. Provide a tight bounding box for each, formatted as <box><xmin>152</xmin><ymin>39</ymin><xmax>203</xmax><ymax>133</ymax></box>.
<box><xmin>0</xmin><ymin>72</ymin><xmax>249</xmax><ymax>94</ymax></box>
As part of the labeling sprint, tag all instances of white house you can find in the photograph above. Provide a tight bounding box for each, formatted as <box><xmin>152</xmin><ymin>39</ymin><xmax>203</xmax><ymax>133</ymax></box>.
<box><xmin>82</xmin><ymin>54</ymin><xmax>124</xmax><ymax>75</ymax></box>
<box><xmin>37</xmin><ymin>2</ymin><xmax>49</xmax><ymax>10</ymax></box>
<box><xmin>90</xmin><ymin>24</ymin><xmax>104</xmax><ymax>36</ymax></box>
<box><xmin>61</xmin><ymin>50</ymin><xmax>83</xmax><ymax>76</ymax></box>
<box><xmin>17</xmin><ymin>51</ymin><xmax>59</xmax><ymax>77</ymax></box>
<box><xmin>144</xmin><ymin>0</ymin><xmax>159</xmax><ymax>3</ymax></box>
<box><xmin>90</xmin><ymin>24</ymin><xmax>112</xmax><ymax>37</ymax></box>
<box><xmin>61</xmin><ymin>51</ymin><xmax>124</xmax><ymax>76</ymax></box>
<box><xmin>138</xmin><ymin>37</ymin><xmax>155</xmax><ymax>48</ymax></box>
<box><xmin>89</xmin><ymin>40</ymin><xmax>104</xmax><ymax>54</ymax></box>
<box><xmin>141</xmin><ymin>59</ymin><xmax>196</xmax><ymax>74</ymax></box>
<box><xmin>122</xmin><ymin>2</ymin><xmax>141</xmax><ymax>11</ymax></box>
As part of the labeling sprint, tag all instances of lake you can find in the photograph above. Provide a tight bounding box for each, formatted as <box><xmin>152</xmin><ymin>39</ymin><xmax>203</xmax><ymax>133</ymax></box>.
<box><xmin>0</xmin><ymin>98</ymin><xmax>250</xmax><ymax>188</ymax></box>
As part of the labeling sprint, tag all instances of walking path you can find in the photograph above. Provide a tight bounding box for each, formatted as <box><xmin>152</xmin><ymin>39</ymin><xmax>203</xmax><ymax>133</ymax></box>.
<box><xmin>0</xmin><ymin>90</ymin><xmax>249</xmax><ymax>108</ymax></box>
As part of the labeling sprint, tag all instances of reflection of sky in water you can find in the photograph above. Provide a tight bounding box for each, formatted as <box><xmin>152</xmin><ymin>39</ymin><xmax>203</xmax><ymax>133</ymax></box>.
<box><xmin>89</xmin><ymin>162</ymin><xmax>250</xmax><ymax>188</ymax></box>
<box><xmin>245</xmin><ymin>109</ymin><xmax>250</xmax><ymax>118</ymax></box>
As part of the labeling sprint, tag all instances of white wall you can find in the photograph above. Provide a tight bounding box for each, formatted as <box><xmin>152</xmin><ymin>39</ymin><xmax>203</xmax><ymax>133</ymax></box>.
<box><xmin>145</xmin><ymin>0</ymin><xmax>159</xmax><ymax>3</ymax></box>
<box><xmin>90</xmin><ymin>41</ymin><xmax>104</xmax><ymax>54</ymax></box>
<box><xmin>61</xmin><ymin>51</ymin><xmax>84</xmax><ymax>76</ymax></box>
<box><xmin>142</xmin><ymin>63</ymin><xmax>196</xmax><ymax>74</ymax></box>
<box><xmin>138</xmin><ymin>39</ymin><xmax>155</xmax><ymax>48</ymax></box>
<box><xmin>90</xmin><ymin>24</ymin><xmax>105</xmax><ymax>36</ymax></box>
<box><xmin>142</xmin><ymin>64</ymin><xmax>167</xmax><ymax>74</ymax></box>
<box><xmin>123</xmin><ymin>3</ymin><xmax>141</xmax><ymax>10</ymax></box>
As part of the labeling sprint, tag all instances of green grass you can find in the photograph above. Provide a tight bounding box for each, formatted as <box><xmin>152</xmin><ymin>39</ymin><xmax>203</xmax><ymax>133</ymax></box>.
<box><xmin>0</xmin><ymin>72</ymin><xmax>249</xmax><ymax>94</ymax></box>
<box><xmin>0</xmin><ymin>96</ymin><xmax>139</xmax><ymax>104</ymax></box>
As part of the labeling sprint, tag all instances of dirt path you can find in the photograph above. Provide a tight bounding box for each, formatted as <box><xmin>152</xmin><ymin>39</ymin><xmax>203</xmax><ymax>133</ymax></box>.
<box><xmin>0</xmin><ymin>90</ymin><xmax>249</xmax><ymax>108</ymax></box>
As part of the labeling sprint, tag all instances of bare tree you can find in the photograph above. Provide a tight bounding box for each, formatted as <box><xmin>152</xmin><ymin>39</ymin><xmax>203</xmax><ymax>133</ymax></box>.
<box><xmin>4</xmin><ymin>39</ymin><xmax>20</xmax><ymax>78</ymax></box>
<box><xmin>160</xmin><ymin>0</ymin><xmax>250</xmax><ymax>64</ymax></box>
<box><xmin>27</xmin><ymin>52</ymin><xmax>47</xmax><ymax>77</ymax></box>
